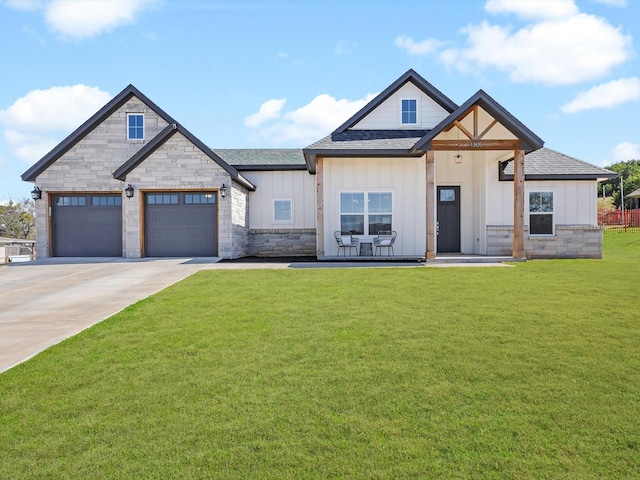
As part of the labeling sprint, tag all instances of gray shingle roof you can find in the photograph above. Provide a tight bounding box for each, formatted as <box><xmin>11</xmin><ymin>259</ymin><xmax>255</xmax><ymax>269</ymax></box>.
<box><xmin>304</xmin><ymin>130</ymin><xmax>429</xmax><ymax>154</ymax></box>
<box><xmin>214</xmin><ymin>149</ymin><xmax>305</xmax><ymax>168</ymax></box>
<box><xmin>628</xmin><ymin>188</ymin><xmax>640</xmax><ymax>198</ymax></box>
<box><xmin>502</xmin><ymin>148</ymin><xmax>616</xmax><ymax>180</ymax></box>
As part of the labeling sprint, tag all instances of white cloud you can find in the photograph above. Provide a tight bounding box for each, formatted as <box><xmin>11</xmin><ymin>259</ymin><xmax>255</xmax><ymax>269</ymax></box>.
<box><xmin>611</xmin><ymin>142</ymin><xmax>640</xmax><ymax>163</ymax></box>
<box><xmin>484</xmin><ymin>0</ymin><xmax>578</xmax><ymax>20</ymax></box>
<box><xmin>394</xmin><ymin>35</ymin><xmax>444</xmax><ymax>56</ymax></box>
<box><xmin>45</xmin><ymin>0</ymin><xmax>155</xmax><ymax>39</ymax></box>
<box><xmin>243</xmin><ymin>98</ymin><xmax>286</xmax><ymax>128</ymax></box>
<box><xmin>440</xmin><ymin>12</ymin><xmax>631</xmax><ymax>85</ymax></box>
<box><xmin>245</xmin><ymin>93</ymin><xmax>378</xmax><ymax>145</ymax></box>
<box><xmin>561</xmin><ymin>78</ymin><xmax>640</xmax><ymax>113</ymax></box>
<box><xmin>0</xmin><ymin>84</ymin><xmax>111</xmax><ymax>164</ymax></box>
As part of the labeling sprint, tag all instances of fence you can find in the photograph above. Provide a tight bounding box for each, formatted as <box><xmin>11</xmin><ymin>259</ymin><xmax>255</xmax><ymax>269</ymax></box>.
<box><xmin>598</xmin><ymin>208</ymin><xmax>640</xmax><ymax>232</ymax></box>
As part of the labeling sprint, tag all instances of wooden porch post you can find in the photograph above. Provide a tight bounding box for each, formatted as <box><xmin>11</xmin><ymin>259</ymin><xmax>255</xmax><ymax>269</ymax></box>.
<box><xmin>426</xmin><ymin>150</ymin><xmax>436</xmax><ymax>259</ymax></box>
<box><xmin>513</xmin><ymin>149</ymin><xmax>526</xmax><ymax>259</ymax></box>
<box><xmin>316</xmin><ymin>156</ymin><xmax>324</xmax><ymax>256</ymax></box>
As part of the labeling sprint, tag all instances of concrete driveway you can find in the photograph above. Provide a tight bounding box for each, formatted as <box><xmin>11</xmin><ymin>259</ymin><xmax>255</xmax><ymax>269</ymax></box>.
<box><xmin>0</xmin><ymin>257</ymin><xmax>217</xmax><ymax>373</ymax></box>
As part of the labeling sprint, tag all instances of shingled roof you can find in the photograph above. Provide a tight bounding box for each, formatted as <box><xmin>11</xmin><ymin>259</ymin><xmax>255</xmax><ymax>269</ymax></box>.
<box><xmin>214</xmin><ymin>149</ymin><xmax>306</xmax><ymax>170</ymax></box>
<box><xmin>500</xmin><ymin>148</ymin><xmax>616</xmax><ymax>181</ymax></box>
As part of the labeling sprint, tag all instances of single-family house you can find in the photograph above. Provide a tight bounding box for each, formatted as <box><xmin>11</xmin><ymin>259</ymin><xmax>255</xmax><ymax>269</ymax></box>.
<box><xmin>22</xmin><ymin>70</ymin><xmax>615</xmax><ymax>260</ymax></box>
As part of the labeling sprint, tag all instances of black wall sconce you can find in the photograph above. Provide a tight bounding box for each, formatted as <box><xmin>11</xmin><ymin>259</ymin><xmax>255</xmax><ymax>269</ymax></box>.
<box><xmin>125</xmin><ymin>184</ymin><xmax>134</xmax><ymax>199</ymax></box>
<box><xmin>220</xmin><ymin>184</ymin><xmax>227</xmax><ymax>199</ymax></box>
<box><xmin>31</xmin><ymin>186</ymin><xmax>42</xmax><ymax>200</ymax></box>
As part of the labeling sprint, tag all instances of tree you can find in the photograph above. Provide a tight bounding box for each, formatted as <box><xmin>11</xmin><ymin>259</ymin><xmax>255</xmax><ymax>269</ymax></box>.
<box><xmin>0</xmin><ymin>199</ymin><xmax>36</xmax><ymax>239</ymax></box>
<box><xmin>599</xmin><ymin>160</ymin><xmax>640</xmax><ymax>209</ymax></box>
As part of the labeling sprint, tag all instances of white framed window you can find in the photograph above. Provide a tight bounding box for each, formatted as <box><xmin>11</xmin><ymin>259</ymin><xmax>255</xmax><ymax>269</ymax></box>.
<box><xmin>528</xmin><ymin>191</ymin><xmax>554</xmax><ymax>235</ymax></box>
<box><xmin>127</xmin><ymin>113</ymin><xmax>144</xmax><ymax>140</ymax></box>
<box><xmin>400</xmin><ymin>98</ymin><xmax>418</xmax><ymax>125</ymax></box>
<box><xmin>340</xmin><ymin>192</ymin><xmax>392</xmax><ymax>235</ymax></box>
<box><xmin>273</xmin><ymin>199</ymin><xmax>292</xmax><ymax>222</ymax></box>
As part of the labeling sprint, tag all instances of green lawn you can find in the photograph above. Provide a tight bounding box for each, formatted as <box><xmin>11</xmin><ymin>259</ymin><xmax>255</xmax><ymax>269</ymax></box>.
<box><xmin>1</xmin><ymin>233</ymin><xmax>639</xmax><ymax>479</ymax></box>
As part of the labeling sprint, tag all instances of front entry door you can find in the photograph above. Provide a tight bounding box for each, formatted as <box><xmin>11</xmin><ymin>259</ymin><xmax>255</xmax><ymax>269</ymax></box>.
<box><xmin>437</xmin><ymin>186</ymin><xmax>461</xmax><ymax>253</ymax></box>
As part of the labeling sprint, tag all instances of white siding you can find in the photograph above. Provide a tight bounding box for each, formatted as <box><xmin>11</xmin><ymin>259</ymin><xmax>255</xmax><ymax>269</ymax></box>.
<box><xmin>352</xmin><ymin>82</ymin><xmax>449</xmax><ymax>130</ymax></box>
<box><xmin>323</xmin><ymin>157</ymin><xmax>426</xmax><ymax>256</ymax></box>
<box><xmin>242</xmin><ymin>170</ymin><xmax>316</xmax><ymax>229</ymax></box>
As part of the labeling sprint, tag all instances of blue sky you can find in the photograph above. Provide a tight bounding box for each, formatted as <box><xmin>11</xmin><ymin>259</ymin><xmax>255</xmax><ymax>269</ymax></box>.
<box><xmin>1</xmin><ymin>0</ymin><xmax>639</xmax><ymax>202</ymax></box>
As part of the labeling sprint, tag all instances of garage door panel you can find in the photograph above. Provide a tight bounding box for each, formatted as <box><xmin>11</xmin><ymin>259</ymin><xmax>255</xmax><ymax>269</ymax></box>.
<box><xmin>52</xmin><ymin>194</ymin><xmax>122</xmax><ymax>257</ymax></box>
<box><xmin>144</xmin><ymin>192</ymin><xmax>217</xmax><ymax>257</ymax></box>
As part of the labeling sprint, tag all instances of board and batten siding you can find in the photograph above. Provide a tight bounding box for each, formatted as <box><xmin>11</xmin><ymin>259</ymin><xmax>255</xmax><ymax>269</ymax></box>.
<box><xmin>486</xmin><ymin>178</ymin><xmax>598</xmax><ymax>227</ymax></box>
<box><xmin>351</xmin><ymin>83</ymin><xmax>449</xmax><ymax>130</ymax></box>
<box><xmin>242</xmin><ymin>170</ymin><xmax>316</xmax><ymax>229</ymax></box>
<box><xmin>323</xmin><ymin>156</ymin><xmax>427</xmax><ymax>256</ymax></box>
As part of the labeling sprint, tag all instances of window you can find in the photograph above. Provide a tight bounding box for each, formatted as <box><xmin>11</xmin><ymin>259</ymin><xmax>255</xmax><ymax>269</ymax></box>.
<box><xmin>274</xmin><ymin>199</ymin><xmax>292</xmax><ymax>222</ymax></box>
<box><xmin>147</xmin><ymin>194</ymin><xmax>178</xmax><ymax>205</ymax></box>
<box><xmin>185</xmin><ymin>194</ymin><xmax>215</xmax><ymax>204</ymax></box>
<box><xmin>529</xmin><ymin>191</ymin><xmax>554</xmax><ymax>235</ymax></box>
<box><xmin>56</xmin><ymin>196</ymin><xmax>86</xmax><ymax>207</ymax></box>
<box><xmin>340</xmin><ymin>192</ymin><xmax>392</xmax><ymax>235</ymax></box>
<box><xmin>401</xmin><ymin>99</ymin><xmax>417</xmax><ymax>125</ymax></box>
<box><xmin>91</xmin><ymin>196</ymin><xmax>122</xmax><ymax>206</ymax></box>
<box><xmin>127</xmin><ymin>114</ymin><xmax>144</xmax><ymax>140</ymax></box>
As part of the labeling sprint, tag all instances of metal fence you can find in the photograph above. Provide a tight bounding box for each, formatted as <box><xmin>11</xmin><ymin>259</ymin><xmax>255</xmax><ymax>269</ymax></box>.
<box><xmin>598</xmin><ymin>208</ymin><xmax>640</xmax><ymax>232</ymax></box>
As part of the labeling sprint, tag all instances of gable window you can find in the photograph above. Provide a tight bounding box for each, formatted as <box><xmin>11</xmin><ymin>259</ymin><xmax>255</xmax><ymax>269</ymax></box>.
<box><xmin>401</xmin><ymin>99</ymin><xmax>417</xmax><ymax>125</ymax></box>
<box><xmin>340</xmin><ymin>192</ymin><xmax>392</xmax><ymax>235</ymax></box>
<box><xmin>274</xmin><ymin>199</ymin><xmax>292</xmax><ymax>222</ymax></box>
<box><xmin>127</xmin><ymin>113</ymin><xmax>144</xmax><ymax>140</ymax></box>
<box><xmin>529</xmin><ymin>191</ymin><xmax>554</xmax><ymax>235</ymax></box>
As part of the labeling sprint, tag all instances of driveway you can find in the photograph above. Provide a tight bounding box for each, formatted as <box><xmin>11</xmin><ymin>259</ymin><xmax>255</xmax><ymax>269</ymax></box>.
<box><xmin>0</xmin><ymin>258</ymin><xmax>216</xmax><ymax>373</ymax></box>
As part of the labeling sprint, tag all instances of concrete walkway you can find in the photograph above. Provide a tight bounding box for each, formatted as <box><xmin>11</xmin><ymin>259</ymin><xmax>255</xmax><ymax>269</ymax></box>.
<box><xmin>0</xmin><ymin>257</ymin><xmax>216</xmax><ymax>373</ymax></box>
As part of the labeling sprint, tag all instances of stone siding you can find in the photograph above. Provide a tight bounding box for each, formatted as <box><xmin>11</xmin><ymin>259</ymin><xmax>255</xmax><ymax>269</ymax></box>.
<box><xmin>487</xmin><ymin>225</ymin><xmax>604</xmax><ymax>259</ymax></box>
<box><xmin>249</xmin><ymin>229</ymin><xmax>317</xmax><ymax>257</ymax></box>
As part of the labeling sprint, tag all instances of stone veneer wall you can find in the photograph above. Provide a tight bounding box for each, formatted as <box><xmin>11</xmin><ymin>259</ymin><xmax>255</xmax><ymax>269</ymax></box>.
<box><xmin>486</xmin><ymin>225</ymin><xmax>604</xmax><ymax>259</ymax></box>
<box><xmin>249</xmin><ymin>229</ymin><xmax>316</xmax><ymax>257</ymax></box>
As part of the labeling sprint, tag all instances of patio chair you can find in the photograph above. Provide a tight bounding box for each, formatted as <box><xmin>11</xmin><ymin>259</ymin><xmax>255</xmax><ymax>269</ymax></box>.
<box><xmin>334</xmin><ymin>231</ymin><xmax>359</xmax><ymax>256</ymax></box>
<box><xmin>373</xmin><ymin>230</ymin><xmax>397</xmax><ymax>256</ymax></box>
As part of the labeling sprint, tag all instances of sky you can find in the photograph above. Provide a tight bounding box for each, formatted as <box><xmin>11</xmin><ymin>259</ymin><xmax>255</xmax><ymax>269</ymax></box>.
<box><xmin>0</xmin><ymin>0</ymin><xmax>639</xmax><ymax>202</ymax></box>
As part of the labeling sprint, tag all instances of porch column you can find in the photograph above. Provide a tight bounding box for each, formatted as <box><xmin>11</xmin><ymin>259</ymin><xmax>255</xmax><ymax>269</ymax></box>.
<box><xmin>316</xmin><ymin>156</ymin><xmax>324</xmax><ymax>256</ymax></box>
<box><xmin>426</xmin><ymin>150</ymin><xmax>436</xmax><ymax>259</ymax></box>
<box><xmin>513</xmin><ymin>149</ymin><xmax>526</xmax><ymax>259</ymax></box>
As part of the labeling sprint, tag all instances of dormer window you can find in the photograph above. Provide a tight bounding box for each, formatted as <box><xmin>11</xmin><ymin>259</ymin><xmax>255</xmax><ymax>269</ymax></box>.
<box><xmin>401</xmin><ymin>99</ymin><xmax>417</xmax><ymax>125</ymax></box>
<box><xmin>127</xmin><ymin>113</ymin><xmax>144</xmax><ymax>140</ymax></box>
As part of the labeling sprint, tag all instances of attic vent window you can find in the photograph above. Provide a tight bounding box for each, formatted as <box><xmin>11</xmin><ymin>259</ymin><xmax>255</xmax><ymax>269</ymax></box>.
<box><xmin>401</xmin><ymin>99</ymin><xmax>417</xmax><ymax>125</ymax></box>
<box><xmin>127</xmin><ymin>114</ymin><xmax>144</xmax><ymax>140</ymax></box>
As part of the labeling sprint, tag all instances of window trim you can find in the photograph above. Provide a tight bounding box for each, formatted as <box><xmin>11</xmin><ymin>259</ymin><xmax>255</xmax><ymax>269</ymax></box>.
<box><xmin>339</xmin><ymin>191</ymin><xmax>393</xmax><ymax>235</ymax></box>
<box><xmin>127</xmin><ymin>113</ymin><xmax>145</xmax><ymax>141</ymax></box>
<box><xmin>399</xmin><ymin>97</ymin><xmax>419</xmax><ymax>127</ymax></box>
<box><xmin>273</xmin><ymin>199</ymin><xmax>293</xmax><ymax>223</ymax></box>
<box><xmin>527</xmin><ymin>190</ymin><xmax>555</xmax><ymax>236</ymax></box>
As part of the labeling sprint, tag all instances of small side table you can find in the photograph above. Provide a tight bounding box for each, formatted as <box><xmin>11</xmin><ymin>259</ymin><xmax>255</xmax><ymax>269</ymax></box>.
<box><xmin>359</xmin><ymin>241</ymin><xmax>373</xmax><ymax>256</ymax></box>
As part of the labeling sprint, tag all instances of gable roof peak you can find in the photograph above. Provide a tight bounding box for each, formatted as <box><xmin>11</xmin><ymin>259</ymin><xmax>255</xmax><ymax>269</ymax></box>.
<box><xmin>333</xmin><ymin>69</ymin><xmax>458</xmax><ymax>134</ymax></box>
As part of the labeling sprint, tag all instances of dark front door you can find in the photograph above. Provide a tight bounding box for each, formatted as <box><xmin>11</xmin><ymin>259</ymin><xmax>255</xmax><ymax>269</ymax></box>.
<box><xmin>144</xmin><ymin>192</ymin><xmax>218</xmax><ymax>257</ymax></box>
<box><xmin>437</xmin><ymin>186</ymin><xmax>461</xmax><ymax>253</ymax></box>
<box><xmin>52</xmin><ymin>194</ymin><xmax>122</xmax><ymax>257</ymax></box>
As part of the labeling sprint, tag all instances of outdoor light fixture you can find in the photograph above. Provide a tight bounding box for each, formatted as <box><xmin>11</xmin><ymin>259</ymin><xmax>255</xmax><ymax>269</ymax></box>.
<box><xmin>31</xmin><ymin>186</ymin><xmax>42</xmax><ymax>200</ymax></box>
<box><xmin>220</xmin><ymin>183</ymin><xmax>227</xmax><ymax>199</ymax></box>
<box><xmin>454</xmin><ymin>154</ymin><xmax>463</xmax><ymax>164</ymax></box>
<box><xmin>125</xmin><ymin>184</ymin><xmax>134</xmax><ymax>199</ymax></box>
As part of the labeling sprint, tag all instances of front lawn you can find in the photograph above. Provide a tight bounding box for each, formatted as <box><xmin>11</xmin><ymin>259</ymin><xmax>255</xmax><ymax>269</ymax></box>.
<box><xmin>1</xmin><ymin>232</ymin><xmax>639</xmax><ymax>479</ymax></box>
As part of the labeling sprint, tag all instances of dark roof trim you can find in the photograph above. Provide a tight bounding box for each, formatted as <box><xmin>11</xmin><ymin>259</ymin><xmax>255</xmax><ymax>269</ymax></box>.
<box><xmin>334</xmin><ymin>69</ymin><xmax>458</xmax><ymax>134</ymax></box>
<box><xmin>113</xmin><ymin>123</ymin><xmax>256</xmax><ymax>191</ymax></box>
<box><xmin>302</xmin><ymin>148</ymin><xmax>419</xmax><ymax>157</ymax></box>
<box><xmin>234</xmin><ymin>164</ymin><xmax>308</xmax><ymax>171</ymax></box>
<box><xmin>412</xmin><ymin>89</ymin><xmax>544</xmax><ymax>153</ymax></box>
<box><xmin>498</xmin><ymin>160</ymin><xmax>617</xmax><ymax>182</ymax></box>
<box><xmin>22</xmin><ymin>84</ymin><xmax>175</xmax><ymax>182</ymax></box>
